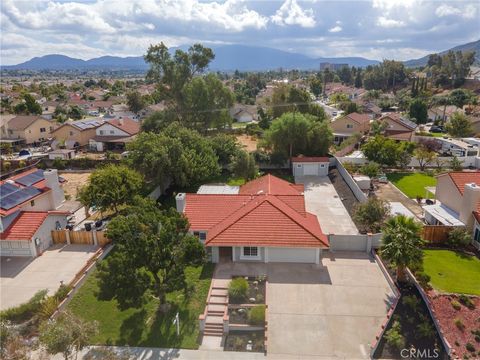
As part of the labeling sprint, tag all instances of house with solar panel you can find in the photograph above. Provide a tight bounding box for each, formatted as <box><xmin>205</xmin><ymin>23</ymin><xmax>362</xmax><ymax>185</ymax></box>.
<box><xmin>0</xmin><ymin>168</ymin><xmax>70</xmax><ymax>257</ymax></box>
<box><xmin>50</xmin><ymin>118</ymin><xmax>105</xmax><ymax>150</ymax></box>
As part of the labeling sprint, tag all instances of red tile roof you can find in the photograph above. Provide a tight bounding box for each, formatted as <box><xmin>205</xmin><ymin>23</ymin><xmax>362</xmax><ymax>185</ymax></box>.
<box><xmin>0</xmin><ymin>211</ymin><xmax>48</xmax><ymax>241</ymax></box>
<box><xmin>440</xmin><ymin>171</ymin><xmax>480</xmax><ymax>195</ymax></box>
<box><xmin>106</xmin><ymin>118</ymin><xmax>140</xmax><ymax>136</ymax></box>
<box><xmin>183</xmin><ymin>174</ymin><xmax>328</xmax><ymax>249</ymax></box>
<box><xmin>345</xmin><ymin>112</ymin><xmax>370</xmax><ymax>125</ymax></box>
<box><xmin>239</xmin><ymin>174</ymin><xmax>304</xmax><ymax>195</ymax></box>
<box><xmin>291</xmin><ymin>156</ymin><xmax>329</xmax><ymax>163</ymax></box>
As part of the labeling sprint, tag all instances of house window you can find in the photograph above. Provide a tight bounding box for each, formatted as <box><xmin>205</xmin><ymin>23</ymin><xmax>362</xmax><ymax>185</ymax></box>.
<box><xmin>320</xmin><ymin>164</ymin><xmax>325</xmax><ymax>168</ymax></box>
<box><xmin>346</xmin><ymin>124</ymin><xmax>353</xmax><ymax>129</ymax></box>
<box><xmin>241</xmin><ymin>246</ymin><xmax>260</xmax><ymax>259</ymax></box>
<box><xmin>40</xmin><ymin>127</ymin><xmax>46</xmax><ymax>133</ymax></box>
<box><xmin>69</xmin><ymin>131</ymin><xmax>74</xmax><ymax>136</ymax></box>
<box><xmin>99</xmin><ymin>130</ymin><xmax>104</xmax><ymax>135</ymax></box>
<box><xmin>30</xmin><ymin>200</ymin><xmax>35</xmax><ymax>207</ymax></box>
<box><xmin>193</xmin><ymin>231</ymin><xmax>207</xmax><ymax>243</ymax></box>
<box><xmin>110</xmin><ymin>130</ymin><xmax>115</xmax><ymax>134</ymax></box>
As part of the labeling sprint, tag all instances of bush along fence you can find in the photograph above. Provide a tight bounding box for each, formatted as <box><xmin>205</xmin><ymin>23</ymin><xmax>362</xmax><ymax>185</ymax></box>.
<box><xmin>370</xmin><ymin>250</ymin><xmax>401</xmax><ymax>358</ymax></box>
<box><xmin>422</xmin><ymin>225</ymin><xmax>454</xmax><ymax>244</ymax></box>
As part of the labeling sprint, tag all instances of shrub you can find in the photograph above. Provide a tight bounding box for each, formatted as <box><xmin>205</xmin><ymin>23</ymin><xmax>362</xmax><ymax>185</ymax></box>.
<box><xmin>455</xmin><ymin>318</ymin><xmax>465</xmax><ymax>331</ymax></box>
<box><xmin>360</xmin><ymin>162</ymin><xmax>380</xmax><ymax>178</ymax></box>
<box><xmin>466</xmin><ymin>343</ymin><xmax>476</xmax><ymax>352</ymax></box>
<box><xmin>451</xmin><ymin>300</ymin><xmax>461</xmax><ymax>310</ymax></box>
<box><xmin>402</xmin><ymin>295</ymin><xmax>420</xmax><ymax>312</ymax></box>
<box><xmin>447</xmin><ymin>227</ymin><xmax>472</xmax><ymax>249</ymax></box>
<box><xmin>248</xmin><ymin>305</ymin><xmax>266</xmax><ymax>326</ymax></box>
<box><xmin>417</xmin><ymin>321</ymin><xmax>435</xmax><ymax>338</ymax></box>
<box><xmin>52</xmin><ymin>158</ymin><xmax>66</xmax><ymax>170</ymax></box>
<box><xmin>38</xmin><ymin>296</ymin><xmax>59</xmax><ymax>321</ymax></box>
<box><xmin>385</xmin><ymin>320</ymin><xmax>405</xmax><ymax>349</ymax></box>
<box><xmin>54</xmin><ymin>284</ymin><xmax>72</xmax><ymax>302</ymax></box>
<box><xmin>228</xmin><ymin>278</ymin><xmax>248</xmax><ymax>302</ymax></box>
<box><xmin>0</xmin><ymin>289</ymin><xmax>48</xmax><ymax>323</ymax></box>
<box><xmin>459</xmin><ymin>295</ymin><xmax>476</xmax><ymax>310</ymax></box>
<box><xmin>416</xmin><ymin>272</ymin><xmax>431</xmax><ymax>289</ymax></box>
<box><xmin>256</xmin><ymin>294</ymin><xmax>264</xmax><ymax>303</ymax></box>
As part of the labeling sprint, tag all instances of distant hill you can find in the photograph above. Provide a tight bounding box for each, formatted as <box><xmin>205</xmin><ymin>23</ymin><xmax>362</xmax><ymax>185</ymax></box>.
<box><xmin>403</xmin><ymin>39</ymin><xmax>480</xmax><ymax>68</ymax></box>
<box><xmin>2</xmin><ymin>45</ymin><xmax>379</xmax><ymax>72</ymax></box>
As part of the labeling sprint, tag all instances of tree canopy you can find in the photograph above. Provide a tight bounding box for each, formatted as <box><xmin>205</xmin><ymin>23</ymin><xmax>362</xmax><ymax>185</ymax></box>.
<box><xmin>408</xmin><ymin>98</ymin><xmax>428</xmax><ymax>124</ymax></box>
<box><xmin>97</xmin><ymin>198</ymin><xmax>205</xmax><ymax>308</ymax></box>
<box><xmin>446</xmin><ymin>112</ymin><xmax>473</xmax><ymax>137</ymax></box>
<box><xmin>362</xmin><ymin>136</ymin><xmax>414</xmax><ymax>167</ymax></box>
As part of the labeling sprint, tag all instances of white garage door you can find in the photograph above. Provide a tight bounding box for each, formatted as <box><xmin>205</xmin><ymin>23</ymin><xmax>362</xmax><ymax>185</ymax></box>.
<box><xmin>0</xmin><ymin>240</ymin><xmax>33</xmax><ymax>257</ymax></box>
<box><xmin>268</xmin><ymin>247</ymin><xmax>317</xmax><ymax>263</ymax></box>
<box><xmin>303</xmin><ymin>164</ymin><xmax>318</xmax><ymax>176</ymax></box>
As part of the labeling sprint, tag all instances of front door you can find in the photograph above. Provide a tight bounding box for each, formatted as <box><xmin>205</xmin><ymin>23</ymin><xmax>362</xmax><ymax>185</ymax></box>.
<box><xmin>219</xmin><ymin>247</ymin><xmax>232</xmax><ymax>262</ymax></box>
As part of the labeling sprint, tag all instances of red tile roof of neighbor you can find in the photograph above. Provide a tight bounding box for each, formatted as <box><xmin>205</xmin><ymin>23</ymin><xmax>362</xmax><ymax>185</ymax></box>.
<box><xmin>106</xmin><ymin>118</ymin><xmax>140</xmax><ymax>135</ymax></box>
<box><xmin>183</xmin><ymin>174</ymin><xmax>329</xmax><ymax>248</ymax></box>
<box><xmin>0</xmin><ymin>211</ymin><xmax>48</xmax><ymax>241</ymax></box>
<box><xmin>345</xmin><ymin>112</ymin><xmax>370</xmax><ymax>125</ymax></box>
<box><xmin>291</xmin><ymin>156</ymin><xmax>329</xmax><ymax>163</ymax></box>
<box><xmin>441</xmin><ymin>171</ymin><xmax>480</xmax><ymax>195</ymax></box>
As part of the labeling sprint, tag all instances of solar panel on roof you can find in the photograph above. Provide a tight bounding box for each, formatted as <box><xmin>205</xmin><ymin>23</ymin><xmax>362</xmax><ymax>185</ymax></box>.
<box><xmin>0</xmin><ymin>186</ymin><xmax>41</xmax><ymax>210</ymax></box>
<box><xmin>15</xmin><ymin>169</ymin><xmax>44</xmax><ymax>187</ymax></box>
<box><xmin>0</xmin><ymin>183</ymin><xmax>20</xmax><ymax>200</ymax></box>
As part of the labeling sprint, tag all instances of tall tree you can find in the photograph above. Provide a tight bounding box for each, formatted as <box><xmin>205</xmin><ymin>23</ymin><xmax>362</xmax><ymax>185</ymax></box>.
<box><xmin>408</xmin><ymin>98</ymin><xmax>428</xmax><ymax>124</ymax></box>
<box><xmin>354</xmin><ymin>197</ymin><xmax>390</xmax><ymax>233</ymax></box>
<box><xmin>229</xmin><ymin>150</ymin><xmax>258</xmax><ymax>181</ymax></box>
<box><xmin>126</xmin><ymin>90</ymin><xmax>145</xmax><ymax>114</ymax></box>
<box><xmin>446</xmin><ymin>112</ymin><xmax>473</xmax><ymax>137</ymax></box>
<box><xmin>78</xmin><ymin>164</ymin><xmax>143</xmax><ymax>215</ymax></box>
<box><xmin>97</xmin><ymin>198</ymin><xmax>205</xmax><ymax>308</ymax></box>
<box><xmin>14</xmin><ymin>93</ymin><xmax>42</xmax><ymax>115</ymax></box>
<box><xmin>381</xmin><ymin>215</ymin><xmax>424</xmax><ymax>282</ymax></box>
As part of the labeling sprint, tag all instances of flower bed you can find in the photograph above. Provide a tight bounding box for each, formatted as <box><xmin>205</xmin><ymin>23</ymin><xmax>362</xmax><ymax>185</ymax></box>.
<box><xmin>224</xmin><ymin>330</ymin><xmax>265</xmax><ymax>353</ymax></box>
<box><xmin>228</xmin><ymin>307</ymin><xmax>249</xmax><ymax>325</ymax></box>
<box><xmin>229</xmin><ymin>276</ymin><xmax>266</xmax><ymax>305</ymax></box>
<box><xmin>429</xmin><ymin>295</ymin><xmax>480</xmax><ymax>359</ymax></box>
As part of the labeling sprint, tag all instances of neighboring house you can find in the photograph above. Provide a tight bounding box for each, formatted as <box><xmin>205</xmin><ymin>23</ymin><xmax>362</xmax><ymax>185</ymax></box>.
<box><xmin>229</xmin><ymin>105</ymin><xmax>258</xmax><ymax>123</ymax></box>
<box><xmin>107</xmin><ymin>104</ymin><xmax>139</xmax><ymax>121</ymax></box>
<box><xmin>436</xmin><ymin>138</ymin><xmax>478</xmax><ymax>157</ymax></box>
<box><xmin>5</xmin><ymin>115</ymin><xmax>57</xmax><ymax>144</ymax></box>
<box><xmin>50</xmin><ymin>118</ymin><xmax>104</xmax><ymax>149</ymax></box>
<box><xmin>464</xmin><ymin>105</ymin><xmax>480</xmax><ymax>135</ymax></box>
<box><xmin>48</xmin><ymin>149</ymin><xmax>76</xmax><ymax>160</ymax></box>
<box><xmin>0</xmin><ymin>168</ymin><xmax>69</xmax><ymax>257</ymax></box>
<box><xmin>378</xmin><ymin>113</ymin><xmax>417</xmax><ymax>141</ymax></box>
<box><xmin>423</xmin><ymin>171</ymin><xmax>480</xmax><ymax>249</ymax></box>
<box><xmin>89</xmin><ymin>118</ymin><xmax>140</xmax><ymax>152</ymax></box>
<box><xmin>176</xmin><ymin>174</ymin><xmax>329</xmax><ymax>264</ymax></box>
<box><xmin>0</xmin><ymin>114</ymin><xmax>15</xmax><ymax>138</ymax></box>
<box><xmin>427</xmin><ymin>105</ymin><xmax>462</xmax><ymax>122</ymax></box>
<box><xmin>291</xmin><ymin>156</ymin><xmax>330</xmax><ymax>177</ymax></box>
<box><xmin>330</xmin><ymin>112</ymin><xmax>370</xmax><ymax>144</ymax></box>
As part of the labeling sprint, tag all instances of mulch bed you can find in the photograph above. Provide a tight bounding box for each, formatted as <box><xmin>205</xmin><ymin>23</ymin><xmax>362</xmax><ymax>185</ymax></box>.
<box><xmin>230</xmin><ymin>276</ymin><xmax>266</xmax><ymax>305</ymax></box>
<box><xmin>429</xmin><ymin>294</ymin><xmax>480</xmax><ymax>359</ymax></box>
<box><xmin>328</xmin><ymin>168</ymin><xmax>362</xmax><ymax>230</ymax></box>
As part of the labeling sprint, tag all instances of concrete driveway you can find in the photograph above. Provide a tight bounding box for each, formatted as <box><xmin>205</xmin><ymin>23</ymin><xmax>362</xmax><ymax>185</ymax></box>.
<box><xmin>297</xmin><ymin>176</ymin><xmax>358</xmax><ymax>235</ymax></box>
<box><xmin>266</xmin><ymin>252</ymin><xmax>395</xmax><ymax>359</ymax></box>
<box><xmin>1</xmin><ymin>244</ymin><xmax>98</xmax><ymax>310</ymax></box>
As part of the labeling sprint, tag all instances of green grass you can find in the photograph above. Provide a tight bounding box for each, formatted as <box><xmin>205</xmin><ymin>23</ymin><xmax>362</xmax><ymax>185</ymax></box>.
<box><xmin>67</xmin><ymin>263</ymin><xmax>214</xmax><ymax>349</ymax></box>
<box><xmin>227</xmin><ymin>177</ymin><xmax>246</xmax><ymax>186</ymax></box>
<box><xmin>422</xmin><ymin>250</ymin><xmax>480</xmax><ymax>295</ymax></box>
<box><xmin>387</xmin><ymin>172</ymin><xmax>437</xmax><ymax>199</ymax></box>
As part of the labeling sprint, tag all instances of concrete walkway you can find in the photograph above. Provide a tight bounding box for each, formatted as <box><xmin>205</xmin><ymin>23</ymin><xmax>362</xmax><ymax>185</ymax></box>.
<box><xmin>296</xmin><ymin>176</ymin><xmax>358</xmax><ymax>235</ymax></box>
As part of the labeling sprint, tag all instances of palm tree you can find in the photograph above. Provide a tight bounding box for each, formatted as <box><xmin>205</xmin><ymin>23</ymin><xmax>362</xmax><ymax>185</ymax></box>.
<box><xmin>381</xmin><ymin>215</ymin><xmax>424</xmax><ymax>282</ymax></box>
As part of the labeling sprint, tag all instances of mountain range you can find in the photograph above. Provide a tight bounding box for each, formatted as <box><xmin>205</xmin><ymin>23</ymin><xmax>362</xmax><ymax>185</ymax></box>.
<box><xmin>2</xmin><ymin>41</ymin><xmax>479</xmax><ymax>72</ymax></box>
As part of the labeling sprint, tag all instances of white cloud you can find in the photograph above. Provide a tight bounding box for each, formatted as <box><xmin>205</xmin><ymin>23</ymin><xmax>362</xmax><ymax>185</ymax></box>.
<box><xmin>376</xmin><ymin>17</ymin><xmax>406</xmax><ymax>28</ymax></box>
<box><xmin>271</xmin><ymin>0</ymin><xmax>316</xmax><ymax>28</ymax></box>
<box><xmin>436</xmin><ymin>4</ymin><xmax>477</xmax><ymax>19</ymax></box>
<box><xmin>328</xmin><ymin>26</ymin><xmax>342</xmax><ymax>33</ymax></box>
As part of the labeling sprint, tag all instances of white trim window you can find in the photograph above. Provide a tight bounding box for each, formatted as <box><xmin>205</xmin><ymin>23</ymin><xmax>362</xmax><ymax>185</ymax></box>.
<box><xmin>193</xmin><ymin>231</ymin><xmax>207</xmax><ymax>243</ymax></box>
<box><xmin>241</xmin><ymin>246</ymin><xmax>260</xmax><ymax>260</ymax></box>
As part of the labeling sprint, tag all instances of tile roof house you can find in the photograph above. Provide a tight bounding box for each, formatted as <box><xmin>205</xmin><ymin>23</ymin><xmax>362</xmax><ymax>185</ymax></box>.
<box><xmin>377</xmin><ymin>113</ymin><xmax>416</xmax><ymax>141</ymax></box>
<box><xmin>0</xmin><ymin>168</ymin><xmax>70</xmax><ymax>257</ymax></box>
<box><xmin>330</xmin><ymin>112</ymin><xmax>371</xmax><ymax>144</ymax></box>
<box><xmin>89</xmin><ymin>117</ymin><xmax>140</xmax><ymax>152</ymax></box>
<box><xmin>5</xmin><ymin>115</ymin><xmax>58</xmax><ymax>144</ymax></box>
<box><xmin>50</xmin><ymin>118</ymin><xmax>104</xmax><ymax>149</ymax></box>
<box><xmin>423</xmin><ymin>171</ymin><xmax>480</xmax><ymax>250</ymax></box>
<box><xmin>176</xmin><ymin>174</ymin><xmax>329</xmax><ymax>264</ymax></box>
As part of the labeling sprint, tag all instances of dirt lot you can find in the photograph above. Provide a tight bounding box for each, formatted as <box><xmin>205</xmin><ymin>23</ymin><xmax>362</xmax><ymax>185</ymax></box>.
<box><xmin>60</xmin><ymin>172</ymin><xmax>92</xmax><ymax>199</ymax></box>
<box><xmin>375</xmin><ymin>182</ymin><xmax>423</xmax><ymax>219</ymax></box>
<box><xmin>236</xmin><ymin>134</ymin><xmax>258</xmax><ymax>152</ymax></box>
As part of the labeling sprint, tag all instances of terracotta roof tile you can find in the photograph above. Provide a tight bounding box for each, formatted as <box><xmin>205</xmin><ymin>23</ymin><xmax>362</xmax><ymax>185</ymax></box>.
<box><xmin>0</xmin><ymin>211</ymin><xmax>48</xmax><ymax>241</ymax></box>
<box><xmin>444</xmin><ymin>171</ymin><xmax>480</xmax><ymax>195</ymax></box>
<box><xmin>291</xmin><ymin>156</ymin><xmax>329</xmax><ymax>163</ymax></box>
<box><xmin>345</xmin><ymin>112</ymin><xmax>370</xmax><ymax>125</ymax></box>
<box><xmin>106</xmin><ymin>118</ymin><xmax>140</xmax><ymax>135</ymax></box>
<box><xmin>239</xmin><ymin>174</ymin><xmax>304</xmax><ymax>195</ymax></box>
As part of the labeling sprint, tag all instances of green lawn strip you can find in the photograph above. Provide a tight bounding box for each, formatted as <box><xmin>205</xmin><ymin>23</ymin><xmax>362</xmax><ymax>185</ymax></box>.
<box><xmin>387</xmin><ymin>172</ymin><xmax>437</xmax><ymax>199</ymax></box>
<box><xmin>67</xmin><ymin>263</ymin><xmax>214</xmax><ymax>348</ymax></box>
<box><xmin>422</xmin><ymin>249</ymin><xmax>480</xmax><ymax>295</ymax></box>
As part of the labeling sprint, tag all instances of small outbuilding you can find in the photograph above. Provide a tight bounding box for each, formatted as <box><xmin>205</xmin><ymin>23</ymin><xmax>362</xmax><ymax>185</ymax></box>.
<box><xmin>291</xmin><ymin>156</ymin><xmax>330</xmax><ymax>177</ymax></box>
<box><xmin>48</xmin><ymin>149</ymin><xmax>75</xmax><ymax>160</ymax></box>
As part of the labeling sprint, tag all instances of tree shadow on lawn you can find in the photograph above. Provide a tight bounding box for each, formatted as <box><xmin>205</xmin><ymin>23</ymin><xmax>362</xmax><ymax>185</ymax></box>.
<box><xmin>452</xmin><ymin>250</ymin><xmax>476</xmax><ymax>261</ymax></box>
<box><xmin>118</xmin><ymin>308</ymin><xmax>147</xmax><ymax>345</ymax></box>
<box><xmin>199</xmin><ymin>263</ymin><xmax>215</xmax><ymax>280</ymax></box>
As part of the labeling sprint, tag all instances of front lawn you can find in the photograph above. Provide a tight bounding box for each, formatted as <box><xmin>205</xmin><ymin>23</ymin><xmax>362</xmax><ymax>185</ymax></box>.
<box><xmin>67</xmin><ymin>263</ymin><xmax>214</xmax><ymax>348</ymax></box>
<box><xmin>387</xmin><ymin>172</ymin><xmax>437</xmax><ymax>199</ymax></box>
<box><xmin>422</xmin><ymin>249</ymin><xmax>480</xmax><ymax>295</ymax></box>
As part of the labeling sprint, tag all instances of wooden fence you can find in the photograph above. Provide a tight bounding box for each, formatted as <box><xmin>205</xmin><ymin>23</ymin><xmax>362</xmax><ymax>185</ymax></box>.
<box><xmin>422</xmin><ymin>225</ymin><xmax>454</xmax><ymax>244</ymax></box>
<box><xmin>51</xmin><ymin>230</ymin><xmax>111</xmax><ymax>246</ymax></box>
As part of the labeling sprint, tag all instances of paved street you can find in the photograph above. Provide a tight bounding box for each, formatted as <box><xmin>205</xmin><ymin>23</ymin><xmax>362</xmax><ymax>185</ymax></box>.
<box><xmin>297</xmin><ymin>175</ymin><xmax>359</xmax><ymax>235</ymax></box>
<box><xmin>1</xmin><ymin>244</ymin><xmax>98</xmax><ymax>310</ymax></box>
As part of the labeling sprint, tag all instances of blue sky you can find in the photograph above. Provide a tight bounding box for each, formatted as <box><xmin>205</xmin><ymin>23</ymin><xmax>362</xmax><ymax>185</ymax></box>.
<box><xmin>1</xmin><ymin>0</ymin><xmax>479</xmax><ymax>65</ymax></box>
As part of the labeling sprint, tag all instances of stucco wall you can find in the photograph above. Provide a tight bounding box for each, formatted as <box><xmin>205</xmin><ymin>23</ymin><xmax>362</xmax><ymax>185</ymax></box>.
<box><xmin>335</xmin><ymin>158</ymin><xmax>368</xmax><ymax>202</ymax></box>
<box><xmin>96</xmin><ymin>123</ymin><xmax>129</xmax><ymax>137</ymax></box>
<box><xmin>52</xmin><ymin>124</ymin><xmax>97</xmax><ymax>147</ymax></box>
<box><xmin>292</xmin><ymin>162</ymin><xmax>329</xmax><ymax>177</ymax></box>
<box><xmin>33</xmin><ymin>214</ymin><xmax>68</xmax><ymax>253</ymax></box>
<box><xmin>435</xmin><ymin>175</ymin><xmax>462</xmax><ymax>213</ymax></box>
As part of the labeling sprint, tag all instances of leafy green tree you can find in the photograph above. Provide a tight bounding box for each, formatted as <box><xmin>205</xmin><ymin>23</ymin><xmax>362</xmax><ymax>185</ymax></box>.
<box><xmin>78</xmin><ymin>164</ymin><xmax>143</xmax><ymax>214</ymax></box>
<box><xmin>97</xmin><ymin>198</ymin><xmax>205</xmax><ymax>308</ymax></box>
<box><xmin>0</xmin><ymin>142</ymin><xmax>12</xmax><ymax>155</ymax></box>
<box><xmin>309</xmin><ymin>77</ymin><xmax>322</xmax><ymax>98</ymax></box>
<box><xmin>450</xmin><ymin>155</ymin><xmax>463</xmax><ymax>171</ymax></box>
<box><xmin>409</xmin><ymin>98</ymin><xmax>428</xmax><ymax>124</ymax></box>
<box><xmin>330</xmin><ymin>92</ymin><xmax>349</xmax><ymax>106</ymax></box>
<box><xmin>68</xmin><ymin>105</ymin><xmax>85</xmax><ymax>120</ymax></box>
<box><xmin>341</xmin><ymin>101</ymin><xmax>359</xmax><ymax>115</ymax></box>
<box><xmin>14</xmin><ymin>93</ymin><xmax>42</xmax><ymax>115</ymax></box>
<box><xmin>361</xmin><ymin>136</ymin><xmax>401</xmax><ymax>167</ymax></box>
<box><xmin>370</xmin><ymin>120</ymin><xmax>388</xmax><ymax>136</ymax></box>
<box><xmin>354</xmin><ymin>197</ymin><xmax>390</xmax><ymax>233</ymax></box>
<box><xmin>39</xmin><ymin>311</ymin><xmax>98</xmax><ymax>360</ymax></box>
<box><xmin>414</xmin><ymin>145</ymin><xmax>437</xmax><ymax>171</ymax></box>
<box><xmin>141</xmin><ymin>109</ymin><xmax>177</xmax><ymax>133</ymax></box>
<box><xmin>381</xmin><ymin>215</ymin><xmax>424</xmax><ymax>282</ymax></box>
<box><xmin>268</xmin><ymin>84</ymin><xmax>324</xmax><ymax>119</ymax></box>
<box><xmin>229</xmin><ymin>149</ymin><xmax>258</xmax><ymax>181</ymax></box>
<box><xmin>127</xmin><ymin>123</ymin><xmax>220</xmax><ymax>190</ymax></box>
<box><xmin>126</xmin><ymin>90</ymin><xmax>145</xmax><ymax>114</ymax></box>
<box><xmin>360</xmin><ymin>162</ymin><xmax>380</xmax><ymax>178</ymax></box>
<box><xmin>209</xmin><ymin>134</ymin><xmax>240</xmax><ymax>166</ymax></box>
<box><xmin>448</xmin><ymin>88</ymin><xmax>477</xmax><ymax>108</ymax></box>
<box><xmin>257</xmin><ymin>107</ymin><xmax>272</xmax><ymax>129</ymax></box>
<box><xmin>446</xmin><ymin>112</ymin><xmax>473</xmax><ymax>137</ymax></box>
<box><xmin>354</xmin><ymin>69</ymin><xmax>362</xmax><ymax>88</ymax></box>
<box><xmin>263</xmin><ymin>112</ymin><xmax>332</xmax><ymax>158</ymax></box>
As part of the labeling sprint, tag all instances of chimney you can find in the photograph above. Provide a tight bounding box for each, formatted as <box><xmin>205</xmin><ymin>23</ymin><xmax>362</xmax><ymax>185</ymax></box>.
<box><xmin>118</xmin><ymin>117</ymin><xmax>124</xmax><ymax>125</ymax></box>
<box><xmin>459</xmin><ymin>183</ymin><xmax>480</xmax><ymax>229</ymax></box>
<box><xmin>44</xmin><ymin>169</ymin><xmax>65</xmax><ymax>209</ymax></box>
<box><xmin>176</xmin><ymin>193</ymin><xmax>186</xmax><ymax>213</ymax></box>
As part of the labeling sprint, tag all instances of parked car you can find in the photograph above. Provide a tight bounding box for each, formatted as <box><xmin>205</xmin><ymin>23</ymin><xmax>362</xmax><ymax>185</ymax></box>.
<box><xmin>429</xmin><ymin>126</ymin><xmax>444</xmax><ymax>133</ymax></box>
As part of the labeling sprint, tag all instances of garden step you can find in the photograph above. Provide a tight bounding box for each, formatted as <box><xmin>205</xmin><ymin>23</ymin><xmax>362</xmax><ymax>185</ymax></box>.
<box><xmin>211</xmin><ymin>289</ymin><xmax>228</xmax><ymax>296</ymax></box>
<box><xmin>205</xmin><ymin>323</ymin><xmax>223</xmax><ymax>329</ymax></box>
<box><xmin>205</xmin><ymin>315</ymin><xmax>223</xmax><ymax>324</ymax></box>
<box><xmin>203</xmin><ymin>330</ymin><xmax>223</xmax><ymax>337</ymax></box>
<box><xmin>209</xmin><ymin>296</ymin><xmax>227</xmax><ymax>305</ymax></box>
<box><xmin>207</xmin><ymin>304</ymin><xmax>225</xmax><ymax>312</ymax></box>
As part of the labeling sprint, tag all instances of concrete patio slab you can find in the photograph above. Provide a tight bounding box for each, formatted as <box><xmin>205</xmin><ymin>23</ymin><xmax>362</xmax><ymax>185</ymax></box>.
<box><xmin>1</xmin><ymin>244</ymin><xmax>98</xmax><ymax>310</ymax></box>
<box><xmin>296</xmin><ymin>175</ymin><xmax>358</xmax><ymax>235</ymax></box>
